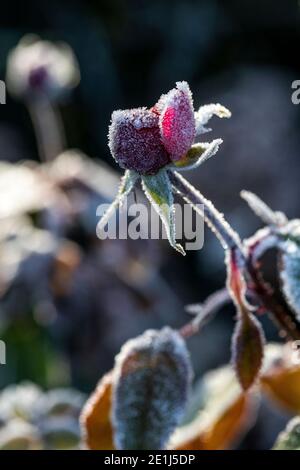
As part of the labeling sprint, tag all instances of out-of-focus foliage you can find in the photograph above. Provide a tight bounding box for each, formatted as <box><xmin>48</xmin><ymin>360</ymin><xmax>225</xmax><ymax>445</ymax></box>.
<box><xmin>273</xmin><ymin>417</ymin><xmax>300</xmax><ymax>450</ymax></box>
<box><xmin>80</xmin><ymin>342</ymin><xmax>300</xmax><ymax>450</ymax></box>
<box><xmin>170</xmin><ymin>365</ymin><xmax>257</xmax><ymax>450</ymax></box>
<box><xmin>0</xmin><ymin>151</ymin><xmax>183</xmax><ymax>388</ymax></box>
<box><xmin>0</xmin><ymin>382</ymin><xmax>85</xmax><ymax>449</ymax></box>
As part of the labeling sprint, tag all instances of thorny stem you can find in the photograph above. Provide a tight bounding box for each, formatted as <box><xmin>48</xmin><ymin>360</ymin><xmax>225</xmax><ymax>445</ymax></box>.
<box><xmin>168</xmin><ymin>171</ymin><xmax>244</xmax><ymax>255</ymax></box>
<box><xmin>27</xmin><ymin>96</ymin><xmax>66</xmax><ymax>163</ymax></box>
<box><xmin>170</xmin><ymin>171</ymin><xmax>300</xmax><ymax>340</ymax></box>
<box><xmin>179</xmin><ymin>288</ymin><xmax>231</xmax><ymax>338</ymax></box>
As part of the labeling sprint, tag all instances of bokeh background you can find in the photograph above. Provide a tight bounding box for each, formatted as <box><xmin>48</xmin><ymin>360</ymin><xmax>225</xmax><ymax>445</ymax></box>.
<box><xmin>0</xmin><ymin>0</ymin><xmax>299</xmax><ymax>449</ymax></box>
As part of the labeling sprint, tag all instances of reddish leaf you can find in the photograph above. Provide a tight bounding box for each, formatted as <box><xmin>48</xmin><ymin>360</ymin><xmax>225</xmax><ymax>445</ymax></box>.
<box><xmin>232</xmin><ymin>309</ymin><xmax>265</xmax><ymax>390</ymax></box>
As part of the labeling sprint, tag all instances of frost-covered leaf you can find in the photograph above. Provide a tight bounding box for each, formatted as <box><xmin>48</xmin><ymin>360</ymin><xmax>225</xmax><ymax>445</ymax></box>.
<box><xmin>80</xmin><ymin>372</ymin><xmax>114</xmax><ymax>450</ymax></box>
<box><xmin>280</xmin><ymin>243</ymin><xmax>300</xmax><ymax>322</ymax></box>
<box><xmin>241</xmin><ymin>190</ymin><xmax>287</xmax><ymax>226</ymax></box>
<box><xmin>171</xmin><ymin>139</ymin><xmax>222</xmax><ymax>171</ymax></box>
<box><xmin>112</xmin><ymin>327</ymin><xmax>192</xmax><ymax>450</ymax></box>
<box><xmin>273</xmin><ymin>417</ymin><xmax>300</xmax><ymax>450</ymax></box>
<box><xmin>278</xmin><ymin>219</ymin><xmax>300</xmax><ymax>245</ymax></box>
<box><xmin>195</xmin><ymin>104</ymin><xmax>231</xmax><ymax>136</ymax></box>
<box><xmin>170</xmin><ymin>365</ymin><xmax>257</xmax><ymax>450</ymax></box>
<box><xmin>96</xmin><ymin>170</ymin><xmax>138</xmax><ymax>236</ymax></box>
<box><xmin>232</xmin><ymin>308</ymin><xmax>265</xmax><ymax>390</ymax></box>
<box><xmin>142</xmin><ymin>169</ymin><xmax>185</xmax><ymax>255</ymax></box>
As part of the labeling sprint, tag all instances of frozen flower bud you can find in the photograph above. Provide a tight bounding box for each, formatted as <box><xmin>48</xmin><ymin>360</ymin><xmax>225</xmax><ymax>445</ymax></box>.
<box><xmin>6</xmin><ymin>35</ymin><xmax>80</xmax><ymax>100</ymax></box>
<box><xmin>108</xmin><ymin>108</ymin><xmax>170</xmax><ymax>175</ymax></box>
<box><xmin>112</xmin><ymin>327</ymin><xmax>193</xmax><ymax>450</ymax></box>
<box><xmin>157</xmin><ymin>81</ymin><xmax>195</xmax><ymax>161</ymax></box>
<box><xmin>280</xmin><ymin>242</ymin><xmax>300</xmax><ymax>321</ymax></box>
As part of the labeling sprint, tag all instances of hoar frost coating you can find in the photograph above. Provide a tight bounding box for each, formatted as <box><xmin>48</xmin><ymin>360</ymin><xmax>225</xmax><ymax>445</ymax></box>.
<box><xmin>280</xmin><ymin>243</ymin><xmax>300</xmax><ymax>322</ymax></box>
<box><xmin>108</xmin><ymin>81</ymin><xmax>198</xmax><ymax>175</ymax></box>
<box><xmin>108</xmin><ymin>108</ymin><xmax>170</xmax><ymax>175</ymax></box>
<box><xmin>112</xmin><ymin>327</ymin><xmax>192</xmax><ymax>450</ymax></box>
<box><xmin>158</xmin><ymin>81</ymin><xmax>195</xmax><ymax>161</ymax></box>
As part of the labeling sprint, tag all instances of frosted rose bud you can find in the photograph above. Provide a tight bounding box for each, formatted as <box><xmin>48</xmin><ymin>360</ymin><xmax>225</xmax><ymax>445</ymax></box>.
<box><xmin>158</xmin><ymin>81</ymin><xmax>195</xmax><ymax>161</ymax></box>
<box><xmin>6</xmin><ymin>35</ymin><xmax>80</xmax><ymax>100</ymax></box>
<box><xmin>108</xmin><ymin>107</ymin><xmax>170</xmax><ymax>175</ymax></box>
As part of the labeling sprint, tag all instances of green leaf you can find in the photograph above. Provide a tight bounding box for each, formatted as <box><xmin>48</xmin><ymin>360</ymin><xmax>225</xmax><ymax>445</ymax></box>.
<box><xmin>96</xmin><ymin>170</ymin><xmax>138</xmax><ymax>235</ymax></box>
<box><xmin>172</xmin><ymin>139</ymin><xmax>222</xmax><ymax>171</ymax></box>
<box><xmin>142</xmin><ymin>169</ymin><xmax>185</xmax><ymax>255</ymax></box>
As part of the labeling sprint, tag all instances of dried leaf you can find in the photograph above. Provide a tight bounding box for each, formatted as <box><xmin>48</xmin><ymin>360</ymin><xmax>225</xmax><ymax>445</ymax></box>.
<box><xmin>261</xmin><ymin>343</ymin><xmax>300</xmax><ymax>414</ymax></box>
<box><xmin>232</xmin><ymin>309</ymin><xmax>265</xmax><ymax>390</ymax></box>
<box><xmin>170</xmin><ymin>366</ymin><xmax>256</xmax><ymax>450</ymax></box>
<box><xmin>80</xmin><ymin>372</ymin><xmax>114</xmax><ymax>450</ymax></box>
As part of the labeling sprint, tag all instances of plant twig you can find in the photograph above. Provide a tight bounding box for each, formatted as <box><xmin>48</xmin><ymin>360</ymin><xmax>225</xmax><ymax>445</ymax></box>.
<box><xmin>27</xmin><ymin>97</ymin><xmax>66</xmax><ymax>163</ymax></box>
<box><xmin>180</xmin><ymin>288</ymin><xmax>231</xmax><ymax>338</ymax></box>
<box><xmin>168</xmin><ymin>170</ymin><xmax>244</xmax><ymax>254</ymax></box>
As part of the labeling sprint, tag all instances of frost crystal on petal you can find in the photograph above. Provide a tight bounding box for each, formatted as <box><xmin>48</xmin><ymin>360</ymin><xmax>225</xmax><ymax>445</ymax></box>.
<box><xmin>158</xmin><ymin>81</ymin><xmax>195</xmax><ymax>161</ymax></box>
<box><xmin>108</xmin><ymin>108</ymin><xmax>170</xmax><ymax>175</ymax></box>
<box><xmin>112</xmin><ymin>327</ymin><xmax>193</xmax><ymax>450</ymax></box>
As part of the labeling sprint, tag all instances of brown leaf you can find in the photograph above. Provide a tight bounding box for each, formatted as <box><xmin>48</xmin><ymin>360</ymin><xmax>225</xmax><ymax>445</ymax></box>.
<box><xmin>170</xmin><ymin>366</ymin><xmax>257</xmax><ymax>450</ymax></box>
<box><xmin>80</xmin><ymin>372</ymin><xmax>115</xmax><ymax>450</ymax></box>
<box><xmin>261</xmin><ymin>343</ymin><xmax>300</xmax><ymax>414</ymax></box>
<box><xmin>232</xmin><ymin>309</ymin><xmax>265</xmax><ymax>390</ymax></box>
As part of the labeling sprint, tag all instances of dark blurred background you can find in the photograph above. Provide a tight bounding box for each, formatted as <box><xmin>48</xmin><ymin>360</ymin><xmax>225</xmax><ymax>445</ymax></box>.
<box><xmin>0</xmin><ymin>0</ymin><xmax>299</xmax><ymax>448</ymax></box>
